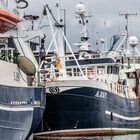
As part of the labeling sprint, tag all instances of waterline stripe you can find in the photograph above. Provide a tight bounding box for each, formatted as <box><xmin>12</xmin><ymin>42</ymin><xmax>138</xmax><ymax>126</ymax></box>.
<box><xmin>0</xmin><ymin>105</ymin><xmax>33</xmax><ymax>111</ymax></box>
<box><xmin>105</xmin><ymin>110</ymin><xmax>140</xmax><ymax>121</ymax></box>
<box><xmin>35</xmin><ymin>127</ymin><xmax>140</xmax><ymax>136</ymax></box>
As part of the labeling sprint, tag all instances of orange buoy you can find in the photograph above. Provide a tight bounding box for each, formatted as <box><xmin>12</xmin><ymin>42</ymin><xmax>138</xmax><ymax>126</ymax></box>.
<box><xmin>0</xmin><ymin>9</ymin><xmax>21</xmax><ymax>33</ymax></box>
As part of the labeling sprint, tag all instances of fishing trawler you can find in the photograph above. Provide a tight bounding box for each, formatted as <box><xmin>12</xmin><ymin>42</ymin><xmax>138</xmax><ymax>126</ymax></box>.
<box><xmin>0</xmin><ymin>1</ymin><xmax>45</xmax><ymax>140</ymax></box>
<box><xmin>36</xmin><ymin>1</ymin><xmax>140</xmax><ymax>137</ymax></box>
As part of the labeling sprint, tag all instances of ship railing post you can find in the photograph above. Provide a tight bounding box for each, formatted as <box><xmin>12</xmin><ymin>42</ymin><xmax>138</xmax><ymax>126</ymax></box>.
<box><xmin>110</xmin><ymin>111</ymin><xmax>113</xmax><ymax>133</ymax></box>
<box><xmin>36</xmin><ymin>70</ymin><xmax>40</xmax><ymax>86</ymax></box>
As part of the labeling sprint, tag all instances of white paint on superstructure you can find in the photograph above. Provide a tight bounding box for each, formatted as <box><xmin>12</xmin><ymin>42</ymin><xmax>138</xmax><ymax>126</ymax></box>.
<box><xmin>0</xmin><ymin>105</ymin><xmax>33</xmax><ymax>112</ymax></box>
<box><xmin>0</xmin><ymin>60</ymin><xmax>27</xmax><ymax>87</ymax></box>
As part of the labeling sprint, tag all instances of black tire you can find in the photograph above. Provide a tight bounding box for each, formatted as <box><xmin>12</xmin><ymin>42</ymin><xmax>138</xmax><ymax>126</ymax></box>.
<box><xmin>16</xmin><ymin>0</ymin><xmax>28</xmax><ymax>9</ymax></box>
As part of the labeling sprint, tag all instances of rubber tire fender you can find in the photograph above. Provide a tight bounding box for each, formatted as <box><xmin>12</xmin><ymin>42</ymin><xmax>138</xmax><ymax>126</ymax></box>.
<box><xmin>16</xmin><ymin>0</ymin><xmax>28</xmax><ymax>9</ymax></box>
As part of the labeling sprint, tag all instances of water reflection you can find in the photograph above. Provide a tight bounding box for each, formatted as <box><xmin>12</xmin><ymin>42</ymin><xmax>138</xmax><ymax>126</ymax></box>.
<box><xmin>34</xmin><ymin>134</ymin><xmax>140</xmax><ymax>140</ymax></box>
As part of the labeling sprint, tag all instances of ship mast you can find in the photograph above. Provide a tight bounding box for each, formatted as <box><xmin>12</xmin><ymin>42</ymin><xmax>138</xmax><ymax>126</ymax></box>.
<box><xmin>42</xmin><ymin>0</ymin><xmax>86</xmax><ymax>80</ymax></box>
<box><xmin>118</xmin><ymin>13</ymin><xmax>140</xmax><ymax>70</ymax></box>
<box><xmin>119</xmin><ymin>13</ymin><xmax>137</xmax><ymax>50</ymax></box>
<box><xmin>75</xmin><ymin>1</ymin><xmax>91</xmax><ymax>51</ymax></box>
<box><xmin>44</xmin><ymin>0</ymin><xmax>67</xmax><ymax>80</ymax></box>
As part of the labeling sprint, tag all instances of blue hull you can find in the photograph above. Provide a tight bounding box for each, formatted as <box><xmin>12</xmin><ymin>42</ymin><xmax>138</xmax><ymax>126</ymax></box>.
<box><xmin>0</xmin><ymin>85</ymin><xmax>45</xmax><ymax>140</ymax></box>
<box><xmin>40</xmin><ymin>86</ymin><xmax>140</xmax><ymax>136</ymax></box>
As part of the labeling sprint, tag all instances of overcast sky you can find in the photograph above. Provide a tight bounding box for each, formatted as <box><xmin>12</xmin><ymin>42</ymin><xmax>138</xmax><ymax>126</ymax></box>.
<box><xmin>9</xmin><ymin>0</ymin><xmax>140</xmax><ymax>51</ymax></box>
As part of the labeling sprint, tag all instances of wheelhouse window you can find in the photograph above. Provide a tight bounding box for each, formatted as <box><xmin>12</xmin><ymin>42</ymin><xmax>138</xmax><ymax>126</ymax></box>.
<box><xmin>107</xmin><ymin>66</ymin><xmax>112</xmax><ymax>74</ymax></box>
<box><xmin>126</xmin><ymin>72</ymin><xmax>136</xmax><ymax>79</ymax></box>
<box><xmin>73</xmin><ymin>68</ymin><xmax>84</xmax><ymax>76</ymax></box>
<box><xmin>97</xmin><ymin>66</ymin><xmax>105</xmax><ymax>75</ymax></box>
<box><xmin>67</xmin><ymin>67</ymin><xmax>87</xmax><ymax>77</ymax></box>
<box><xmin>67</xmin><ymin>68</ymin><xmax>72</xmax><ymax>76</ymax></box>
<box><xmin>107</xmin><ymin>65</ymin><xmax>119</xmax><ymax>75</ymax></box>
<box><xmin>0</xmin><ymin>37</ymin><xmax>18</xmax><ymax>63</ymax></box>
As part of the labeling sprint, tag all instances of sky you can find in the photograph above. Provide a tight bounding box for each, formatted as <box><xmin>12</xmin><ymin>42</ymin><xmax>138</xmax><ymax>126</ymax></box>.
<box><xmin>7</xmin><ymin>0</ymin><xmax>140</xmax><ymax>51</ymax></box>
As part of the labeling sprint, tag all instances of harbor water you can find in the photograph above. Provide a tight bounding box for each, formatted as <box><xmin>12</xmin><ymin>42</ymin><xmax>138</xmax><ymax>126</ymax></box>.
<box><xmin>34</xmin><ymin>134</ymin><xmax>140</xmax><ymax>140</ymax></box>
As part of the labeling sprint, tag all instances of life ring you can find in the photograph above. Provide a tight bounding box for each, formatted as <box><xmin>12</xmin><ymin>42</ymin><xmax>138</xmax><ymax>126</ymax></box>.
<box><xmin>87</xmin><ymin>68</ymin><xmax>95</xmax><ymax>80</ymax></box>
<box><xmin>49</xmin><ymin>87</ymin><xmax>60</xmax><ymax>94</ymax></box>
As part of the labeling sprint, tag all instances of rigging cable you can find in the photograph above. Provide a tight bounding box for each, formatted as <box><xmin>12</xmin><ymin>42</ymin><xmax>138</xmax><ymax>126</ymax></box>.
<box><xmin>0</xmin><ymin>0</ymin><xmax>8</xmax><ymax>10</ymax></box>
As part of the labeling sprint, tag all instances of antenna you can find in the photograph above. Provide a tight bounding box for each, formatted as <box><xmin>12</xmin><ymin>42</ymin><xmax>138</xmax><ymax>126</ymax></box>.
<box><xmin>75</xmin><ymin>2</ymin><xmax>92</xmax><ymax>52</ymax></box>
<box><xmin>75</xmin><ymin>2</ymin><xmax>91</xmax><ymax>37</ymax></box>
